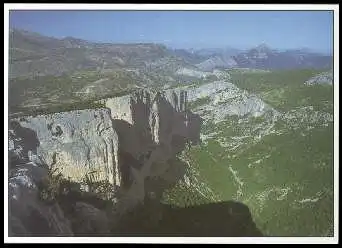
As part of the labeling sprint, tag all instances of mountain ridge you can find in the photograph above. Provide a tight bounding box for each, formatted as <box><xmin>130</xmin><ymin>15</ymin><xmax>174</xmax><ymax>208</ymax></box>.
<box><xmin>9</xmin><ymin>28</ymin><xmax>333</xmax><ymax>79</ymax></box>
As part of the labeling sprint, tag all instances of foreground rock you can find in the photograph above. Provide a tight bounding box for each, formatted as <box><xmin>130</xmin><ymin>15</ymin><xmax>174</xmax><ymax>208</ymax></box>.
<box><xmin>8</xmin><ymin>155</ymin><xmax>73</xmax><ymax>236</ymax></box>
<box><xmin>8</xmin><ymin>88</ymin><xmax>202</xmax><ymax>236</ymax></box>
<box><xmin>71</xmin><ymin>202</ymin><xmax>110</xmax><ymax>235</ymax></box>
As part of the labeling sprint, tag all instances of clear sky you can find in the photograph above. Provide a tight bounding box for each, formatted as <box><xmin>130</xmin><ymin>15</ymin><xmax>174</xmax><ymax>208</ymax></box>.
<box><xmin>9</xmin><ymin>10</ymin><xmax>333</xmax><ymax>53</ymax></box>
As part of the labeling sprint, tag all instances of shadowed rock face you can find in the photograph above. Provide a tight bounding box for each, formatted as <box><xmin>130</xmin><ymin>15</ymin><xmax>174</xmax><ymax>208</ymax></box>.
<box><xmin>103</xmin><ymin>89</ymin><xmax>203</xmax><ymax>211</ymax></box>
<box><xmin>8</xmin><ymin>89</ymin><xmax>203</xmax><ymax>236</ymax></box>
<box><xmin>186</xmin><ymin>111</ymin><xmax>203</xmax><ymax>145</ymax></box>
<box><xmin>9</xmin><ymin>120</ymin><xmax>40</xmax><ymax>165</ymax></box>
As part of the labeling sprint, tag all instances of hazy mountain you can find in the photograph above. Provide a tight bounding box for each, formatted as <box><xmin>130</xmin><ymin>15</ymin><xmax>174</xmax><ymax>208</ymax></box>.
<box><xmin>189</xmin><ymin>44</ymin><xmax>332</xmax><ymax>72</ymax></box>
<box><xmin>196</xmin><ymin>55</ymin><xmax>238</xmax><ymax>72</ymax></box>
<box><xmin>194</xmin><ymin>47</ymin><xmax>242</xmax><ymax>57</ymax></box>
<box><xmin>232</xmin><ymin>44</ymin><xmax>332</xmax><ymax>70</ymax></box>
<box><xmin>168</xmin><ymin>48</ymin><xmax>208</xmax><ymax>64</ymax></box>
<box><xmin>192</xmin><ymin>47</ymin><xmax>242</xmax><ymax>71</ymax></box>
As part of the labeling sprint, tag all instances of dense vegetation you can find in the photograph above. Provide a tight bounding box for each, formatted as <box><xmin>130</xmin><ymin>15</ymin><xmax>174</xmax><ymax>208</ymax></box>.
<box><xmin>162</xmin><ymin>68</ymin><xmax>334</xmax><ymax>236</ymax></box>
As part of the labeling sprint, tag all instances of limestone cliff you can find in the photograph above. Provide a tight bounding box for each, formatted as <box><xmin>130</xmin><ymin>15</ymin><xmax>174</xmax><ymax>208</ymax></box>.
<box><xmin>10</xmin><ymin>109</ymin><xmax>120</xmax><ymax>187</ymax></box>
<box><xmin>8</xmin><ymin>88</ymin><xmax>202</xmax><ymax>236</ymax></box>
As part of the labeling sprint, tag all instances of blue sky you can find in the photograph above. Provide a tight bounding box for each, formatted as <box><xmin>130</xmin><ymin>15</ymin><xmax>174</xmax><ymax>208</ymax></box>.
<box><xmin>9</xmin><ymin>10</ymin><xmax>333</xmax><ymax>53</ymax></box>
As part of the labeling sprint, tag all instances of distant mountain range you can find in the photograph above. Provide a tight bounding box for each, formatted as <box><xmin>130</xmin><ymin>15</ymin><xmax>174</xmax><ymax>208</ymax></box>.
<box><xmin>173</xmin><ymin>43</ymin><xmax>332</xmax><ymax>72</ymax></box>
<box><xmin>8</xmin><ymin>29</ymin><xmax>333</xmax><ymax>78</ymax></box>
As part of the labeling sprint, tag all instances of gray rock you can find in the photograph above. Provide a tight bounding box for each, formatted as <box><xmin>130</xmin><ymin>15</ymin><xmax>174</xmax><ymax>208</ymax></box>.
<box><xmin>8</xmin><ymin>162</ymin><xmax>73</xmax><ymax>236</ymax></box>
<box><xmin>170</xmin><ymin>80</ymin><xmax>279</xmax><ymax>123</ymax></box>
<box><xmin>305</xmin><ymin>70</ymin><xmax>333</xmax><ymax>85</ymax></box>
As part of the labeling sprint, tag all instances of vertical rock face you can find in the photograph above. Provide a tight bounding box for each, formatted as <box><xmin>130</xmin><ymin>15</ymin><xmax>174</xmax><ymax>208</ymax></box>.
<box><xmin>8</xmin><ymin>88</ymin><xmax>203</xmax><ymax>236</ymax></box>
<box><xmin>10</xmin><ymin>109</ymin><xmax>120</xmax><ymax>188</ymax></box>
<box><xmin>104</xmin><ymin>89</ymin><xmax>192</xmax><ymax>154</ymax></box>
<box><xmin>103</xmin><ymin>89</ymin><xmax>202</xmax><ymax>210</ymax></box>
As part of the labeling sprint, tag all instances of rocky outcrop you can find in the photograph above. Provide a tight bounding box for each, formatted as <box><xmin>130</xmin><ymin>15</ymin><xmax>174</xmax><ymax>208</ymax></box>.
<box><xmin>305</xmin><ymin>70</ymin><xmax>333</xmax><ymax>85</ymax></box>
<box><xmin>8</xmin><ymin>88</ymin><xmax>203</xmax><ymax>236</ymax></box>
<box><xmin>175</xmin><ymin>67</ymin><xmax>213</xmax><ymax>79</ymax></box>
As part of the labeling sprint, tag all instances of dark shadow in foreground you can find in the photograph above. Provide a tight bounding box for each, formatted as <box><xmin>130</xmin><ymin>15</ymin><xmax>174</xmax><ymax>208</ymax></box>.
<box><xmin>114</xmin><ymin>200</ymin><xmax>263</xmax><ymax>237</ymax></box>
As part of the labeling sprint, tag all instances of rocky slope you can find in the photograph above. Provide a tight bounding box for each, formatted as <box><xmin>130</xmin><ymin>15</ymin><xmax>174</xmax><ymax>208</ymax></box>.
<box><xmin>8</xmin><ymin>88</ymin><xmax>202</xmax><ymax>236</ymax></box>
<box><xmin>171</xmin><ymin>80</ymin><xmax>279</xmax><ymax>124</ymax></box>
<box><xmin>305</xmin><ymin>70</ymin><xmax>333</xmax><ymax>85</ymax></box>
